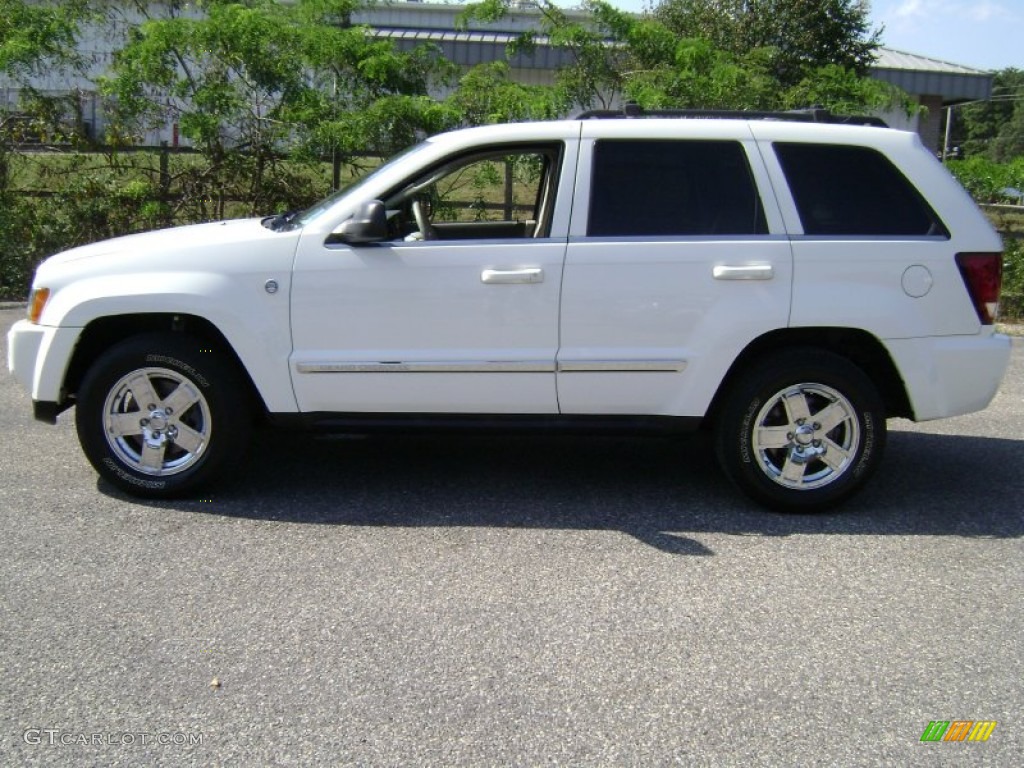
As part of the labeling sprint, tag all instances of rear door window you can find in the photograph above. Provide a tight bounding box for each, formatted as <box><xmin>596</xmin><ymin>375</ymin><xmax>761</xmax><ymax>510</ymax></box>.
<box><xmin>587</xmin><ymin>140</ymin><xmax>768</xmax><ymax>237</ymax></box>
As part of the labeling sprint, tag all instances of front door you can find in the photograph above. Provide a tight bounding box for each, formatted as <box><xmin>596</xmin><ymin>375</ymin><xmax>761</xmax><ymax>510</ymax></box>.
<box><xmin>289</xmin><ymin>142</ymin><xmax>576</xmax><ymax>415</ymax></box>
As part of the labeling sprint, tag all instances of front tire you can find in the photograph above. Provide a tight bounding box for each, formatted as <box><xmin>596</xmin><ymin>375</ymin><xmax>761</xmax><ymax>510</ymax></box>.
<box><xmin>76</xmin><ymin>334</ymin><xmax>250</xmax><ymax>498</ymax></box>
<box><xmin>714</xmin><ymin>349</ymin><xmax>886</xmax><ymax>512</ymax></box>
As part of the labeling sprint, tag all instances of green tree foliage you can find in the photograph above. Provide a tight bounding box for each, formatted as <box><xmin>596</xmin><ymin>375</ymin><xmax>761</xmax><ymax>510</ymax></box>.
<box><xmin>946</xmin><ymin>155</ymin><xmax>1024</xmax><ymax>204</ymax></box>
<box><xmin>460</xmin><ymin>0</ymin><xmax>627</xmax><ymax>111</ymax></box>
<box><xmin>1</xmin><ymin>0</ymin><xmax>94</xmax><ymax>298</ymax></box>
<box><xmin>1</xmin><ymin>0</ymin><xmax>93</xmax><ymax>156</ymax></box>
<box><xmin>633</xmin><ymin>0</ymin><xmax>898</xmax><ymax>111</ymax></box>
<box><xmin>100</xmin><ymin>0</ymin><xmax>458</xmax><ymax>214</ymax></box>
<box><xmin>278</xmin><ymin>0</ymin><xmax>461</xmax><ymax>159</ymax></box>
<box><xmin>1001</xmin><ymin>239</ymin><xmax>1024</xmax><ymax>320</ymax></box>
<box><xmin>448</xmin><ymin>61</ymin><xmax>569</xmax><ymax>124</ymax></box>
<box><xmin>953</xmin><ymin>69</ymin><xmax>1024</xmax><ymax>161</ymax></box>
<box><xmin>461</xmin><ymin>0</ymin><xmax>904</xmax><ymax>115</ymax></box>
<box><xmin>0</xmin><ymin>0</ymin><xmax>90</xmax><ymax>77</ymax></box>
<box><xmin>654</xmin><ymin>0</ymin><xmax>880</xmax><ymax>87</ymax></box>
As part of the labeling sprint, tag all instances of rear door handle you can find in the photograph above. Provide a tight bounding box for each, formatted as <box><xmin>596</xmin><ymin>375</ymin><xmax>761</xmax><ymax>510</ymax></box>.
<box><xmin>713</xmin><ymin>264</ymin><xmax>774</xmax><ymax>280</ymax></box>
<box><xmin>481</xmin><ymin>268</ymin><xmax>544</xmax><ymax>284</ymax></box>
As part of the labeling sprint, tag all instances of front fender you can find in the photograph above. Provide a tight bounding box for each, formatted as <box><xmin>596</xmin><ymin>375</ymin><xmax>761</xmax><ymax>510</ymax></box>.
<box><xmin>40</xmin><ymin>272</ymin><xmax>298</xmax><ymax>413</ymax></box>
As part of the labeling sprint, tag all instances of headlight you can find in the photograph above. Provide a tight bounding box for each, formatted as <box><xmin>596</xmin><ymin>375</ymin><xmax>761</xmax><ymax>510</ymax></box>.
<box><xmin>27</xmin><ymin>287</ymin><xmax>50</xmax><ymax>324</ymax></box>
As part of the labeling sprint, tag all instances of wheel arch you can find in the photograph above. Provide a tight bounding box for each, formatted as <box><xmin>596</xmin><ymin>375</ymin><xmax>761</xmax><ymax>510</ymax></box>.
<box><xmin>705</xmin><ymin>327</ymin><xmax>913</xmax><ymax>427</ymax></box>
<box><xmin>63</xmin><ymin>313</ymin><xmax>268</xmax><ymax>418</ymax></box>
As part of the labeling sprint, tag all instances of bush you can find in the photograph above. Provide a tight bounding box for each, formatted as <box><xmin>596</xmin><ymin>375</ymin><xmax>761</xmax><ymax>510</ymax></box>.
<box><xmin>947</xmin><ymin>156</ymin><xmax>1024</xmax><ymax>204</ymax></box>
<box><xmin>0</xmin><ymin>193</ymin><xmax>42</xmax><ymax>300</ymax></box>
<box><xmin>0</xmin><ymin>170</ymin><xmax>169</xmax><ymax>300</ymax></box>
<box><xmin>0</xmin><ymin>150</ymin><xmax>335</xmax><ymax>300</ymax></box>
<box><xmin>1002</xmin><ymin>238</ymin><xmax>1024</xmax><ymax>320</ymax></box>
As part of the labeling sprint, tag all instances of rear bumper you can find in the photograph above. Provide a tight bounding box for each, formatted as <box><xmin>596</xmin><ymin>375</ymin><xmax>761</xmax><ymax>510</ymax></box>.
<box><xmin>885</xmin><ymin>332</ymin><xmax>1012</xmax><ymax>421</ymax></box>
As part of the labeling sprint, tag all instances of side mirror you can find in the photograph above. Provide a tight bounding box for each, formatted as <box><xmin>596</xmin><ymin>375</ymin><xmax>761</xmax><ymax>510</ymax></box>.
<box><xmin>333</xmin><ymin>200</ymin><xmax>387</xmax><ymax>245</ymax></box>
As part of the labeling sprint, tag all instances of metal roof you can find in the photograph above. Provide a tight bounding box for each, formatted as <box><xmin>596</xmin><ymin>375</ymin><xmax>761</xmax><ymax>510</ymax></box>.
<box><xmin>871</xmin><ymin>48</ymin><xmax>993</xmax><ymax>103</ymax></box>
<box><xmin>872</xmin><ymin>48</ymin><xmax>991</xmax><ymax>75</ymax></box>
<box><xmin>372</xmin><ymin>27</ymin><xmax>576</xmax><ymax>69</ymax></box>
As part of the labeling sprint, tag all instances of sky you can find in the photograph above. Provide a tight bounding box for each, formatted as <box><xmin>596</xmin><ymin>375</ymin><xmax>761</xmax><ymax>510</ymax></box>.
<box><xmin>594</xmin><ymin>0</ymin><xmax>1024</xmax><ymax>72</ymax></box>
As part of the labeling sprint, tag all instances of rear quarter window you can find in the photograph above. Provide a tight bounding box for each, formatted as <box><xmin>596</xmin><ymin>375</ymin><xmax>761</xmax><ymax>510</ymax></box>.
<box><xmin>773</xmin><ymin>143</ymin><xmax>948</xmax><ymax>237</ymax></box>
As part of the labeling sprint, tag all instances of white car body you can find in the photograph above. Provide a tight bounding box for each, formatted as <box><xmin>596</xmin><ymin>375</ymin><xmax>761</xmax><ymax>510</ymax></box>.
<box><xmin>6</xmin><ymin>114</ymin><xmax>1012</xmax><ymax>508</ymax></box>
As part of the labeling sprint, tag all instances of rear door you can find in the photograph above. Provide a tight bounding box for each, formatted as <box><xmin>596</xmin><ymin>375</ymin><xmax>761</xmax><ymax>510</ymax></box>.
<box><xmin>557</xmin><ymin>121</ymin><xmax>793</xmax><ymax>417</ymax></box>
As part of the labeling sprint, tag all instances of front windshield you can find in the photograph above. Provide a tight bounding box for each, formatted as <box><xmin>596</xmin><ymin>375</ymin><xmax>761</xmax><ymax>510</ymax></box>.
<box><xmin>294</xmin><ymin>142</ymin><xmax>432</xmax><ymax>226</ymax></box>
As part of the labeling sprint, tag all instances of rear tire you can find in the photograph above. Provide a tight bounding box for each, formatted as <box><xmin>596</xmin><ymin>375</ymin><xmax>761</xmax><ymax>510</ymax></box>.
<box><xmin>714</xmin><ymin>349</ymin><xmax>886</xmax><ymax>512</ymax></box>
<box><xmin>75</xmin><ymin>333</ymin><xmax>250</xmax><ymax>498</ymax></box>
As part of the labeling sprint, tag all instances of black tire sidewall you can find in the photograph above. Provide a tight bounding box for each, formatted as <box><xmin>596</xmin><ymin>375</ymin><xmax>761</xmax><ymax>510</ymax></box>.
<box><xmin>76</xmin><ymin>334</ymin><xmax>249</xmax><ymax>498</ymax></box>
<box><xmin>715</xmin><ymin>350</ymin><xmax>886</xmax><ymax>512</ymax></box>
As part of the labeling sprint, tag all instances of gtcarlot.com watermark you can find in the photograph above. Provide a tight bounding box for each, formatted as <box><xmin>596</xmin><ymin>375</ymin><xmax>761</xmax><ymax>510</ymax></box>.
<box><xmin>23</xmin><ymin>729</ymin><xmax>204</xmax><ymax>747</ymax></box>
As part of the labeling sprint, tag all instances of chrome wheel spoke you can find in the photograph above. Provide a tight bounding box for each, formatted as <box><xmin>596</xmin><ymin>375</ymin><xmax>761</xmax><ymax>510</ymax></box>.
<box><xmin>780</xmin><ymin>453</ymin><xmax>806</xmax><ymax>484</ymax></box>
<box><xmin>170</xmin><ymin>422</ymin><xmax>205</xmax><ymax>455</ymax></box>
<box><xmin>108</xmin><ymin>412</ymin><xmax>144</xmax><ymax>437</ymax></box>
<box><xmin>814</xmin><ymin>401</ymin><xmax>851</xmax><ymax>434</ymax></box>
<box><xmin>162</xmin><ymin>381</ymin><xmax>201</xmax><ymax>417</ymax></box>
<box><xmin>757</xmin><ymin>426</ymin><xmax>792</xmax><ymax>450</ymax></box>
<box><xmin>126</xmin><ymin>372</ymin><xmax>160</xmax><ymax>410</ymax></box>
<box><xmin>139</xmin><ymin>441</ymin><xmax>167</xmax><ymax>471</ymax></box>
<box><xmin>783</xmin><ymin>390</ymin><xmax>811</xmax><ymax>424</ymax></box>
<box><xmin>819</xmin><ymin>439</ymin><xmax>851</xmax><ymax>471</ymax></box>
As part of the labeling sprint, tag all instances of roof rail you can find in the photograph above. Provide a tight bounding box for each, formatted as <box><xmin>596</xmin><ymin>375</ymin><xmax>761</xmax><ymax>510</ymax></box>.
<box><xmin>575</xmin><ymin>103</ymin><xmax>888</xmax><ymax>127</ymax></box>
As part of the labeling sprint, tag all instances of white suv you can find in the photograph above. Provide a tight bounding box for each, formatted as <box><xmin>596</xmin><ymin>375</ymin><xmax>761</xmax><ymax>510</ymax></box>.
<box><xmin>6</xmin><ymin>110</ymin><xmax>1011</xmax><ymax>511</ymax></box>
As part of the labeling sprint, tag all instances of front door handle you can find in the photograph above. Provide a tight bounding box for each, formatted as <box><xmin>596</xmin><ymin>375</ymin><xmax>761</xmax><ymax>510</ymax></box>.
<box><xmin>712</xmin><ymin>264</ymin><xmax>774</xmax><ymax>280</ymax></box>
<box><xmin>481</xmin><ymin>268</ymin><xmax>544</xmax><ymax>284</ymax></box>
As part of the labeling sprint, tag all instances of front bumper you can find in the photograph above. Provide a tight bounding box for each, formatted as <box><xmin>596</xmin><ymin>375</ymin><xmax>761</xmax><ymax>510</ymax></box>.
<box><xmin>7</xmin><ymin>319</ymin><xmax>46</xmax><ymax>392</ymax></box>
<box><xmin>7</xmin><ymin>319</ymin><xmax>80</xmax><ymax>420</ymax></box>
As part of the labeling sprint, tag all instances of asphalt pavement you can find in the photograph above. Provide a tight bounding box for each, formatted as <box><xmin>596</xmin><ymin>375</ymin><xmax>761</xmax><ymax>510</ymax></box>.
<box><xmin>1</xmin><ymin>307</ymin><xmax>1021</xmax><ymax>766</ymax></box>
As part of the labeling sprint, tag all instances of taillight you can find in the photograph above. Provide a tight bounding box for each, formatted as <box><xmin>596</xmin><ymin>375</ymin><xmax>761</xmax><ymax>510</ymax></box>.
<box><xmin>956</xmin><ymin>252</ymin><xmax>1002</xmax><ymax>325</ymax></box>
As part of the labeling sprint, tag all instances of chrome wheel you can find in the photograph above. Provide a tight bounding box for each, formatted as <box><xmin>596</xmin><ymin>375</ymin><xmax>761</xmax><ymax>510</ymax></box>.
<box><xmin>78</xmin><ymin>334</ymin><xmax>250</xmax><ymax>498</ymax></box>
<box><xmin>101</xmin><ymin>366</ymin><xmax>212</xmax><ymax>476</ymax></box>
<box><xmin>715</xmin><ymin>350</ymin><xmax>885</xmax><ymax>512</ymax></box>
<box><xmin>751</xmin><ymin>383</ymin><xmax>860</xmax><ymax>491</ymax></box>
